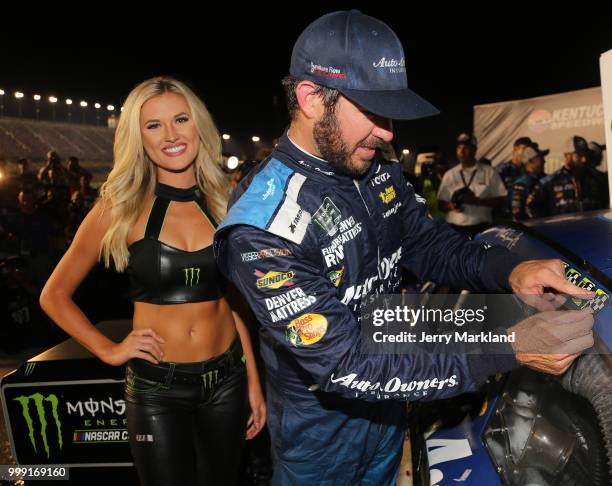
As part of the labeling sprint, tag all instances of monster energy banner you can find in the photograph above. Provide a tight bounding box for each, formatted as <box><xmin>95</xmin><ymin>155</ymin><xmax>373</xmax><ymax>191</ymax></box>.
<box><xmin>474</xmin><ymin>87</ymin><xmax>607</xmax><ymax>173</ymax></box>
<box><xmin>1</xmin><ymin>380</ymin><xmax>131</xmax><ymax>466</ymax></box>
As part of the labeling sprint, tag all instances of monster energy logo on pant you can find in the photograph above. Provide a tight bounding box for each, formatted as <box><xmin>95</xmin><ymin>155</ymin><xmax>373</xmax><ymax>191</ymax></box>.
<box><xmin>183</xmin><ymin>267</ymin><xmax>200</xmax><ymax>286</ymax></box>
<box><xmin>13</xmin><ymin>393</ymin><xmax>63</xmax><ymax>458</ymax></box>
<box><xmin>202</xmin><ymin>369</ymin><xmax>219</xmax><ymax>389</ymax></box>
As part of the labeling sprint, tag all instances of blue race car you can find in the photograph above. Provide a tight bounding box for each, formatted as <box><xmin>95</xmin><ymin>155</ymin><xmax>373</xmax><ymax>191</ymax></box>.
<box><xmin>410</xmin><ymin>210</ymin><xmax>612</xmax><ymax>486</ymax></box>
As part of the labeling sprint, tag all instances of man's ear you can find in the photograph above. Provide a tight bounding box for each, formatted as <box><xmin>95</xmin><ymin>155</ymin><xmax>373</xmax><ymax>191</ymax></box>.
<box><xmin>295</xmin><ymin>80</ymin><xmax>325</xmax><ymax>120</ymax></box>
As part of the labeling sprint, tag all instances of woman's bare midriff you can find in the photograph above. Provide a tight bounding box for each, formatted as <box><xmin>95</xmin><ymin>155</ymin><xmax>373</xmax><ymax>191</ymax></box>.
<box><xmin>132</xmin><ymin>298</ymin><xmax>236</xmax><ymax>362</ymax></box>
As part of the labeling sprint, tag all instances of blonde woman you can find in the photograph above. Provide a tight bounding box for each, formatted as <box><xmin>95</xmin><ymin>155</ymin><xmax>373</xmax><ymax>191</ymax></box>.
<box><xmin>40</xmin><ymin>77</ymin><xmax>265</xmax><ymax>485</ymax></box>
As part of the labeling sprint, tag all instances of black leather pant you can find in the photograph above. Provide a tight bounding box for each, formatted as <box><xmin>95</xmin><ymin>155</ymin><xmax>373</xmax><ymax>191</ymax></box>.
<box><xmin>124</xmin><ymin>338</ymin><xmax>248</xmax><ymax>486</ymax></box>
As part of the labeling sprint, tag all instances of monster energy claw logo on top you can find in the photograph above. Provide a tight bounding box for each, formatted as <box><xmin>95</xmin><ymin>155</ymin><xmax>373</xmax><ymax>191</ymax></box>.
<box><xmin>13</xmin><ymin>393</ymin><xmax>63</xmax><ymax>458</ymax></box>
<box><xmin>183</xmin><ymin>267</ymin><xmax>201</xmax><ymax>286</ymax></box>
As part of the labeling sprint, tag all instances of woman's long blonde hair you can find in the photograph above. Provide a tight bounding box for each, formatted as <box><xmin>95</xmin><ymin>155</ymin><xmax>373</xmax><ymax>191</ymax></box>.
<box><xmin>99</xmin><ymin>76</ymin><xmax>229</xmax><ymax>271</ymax></box>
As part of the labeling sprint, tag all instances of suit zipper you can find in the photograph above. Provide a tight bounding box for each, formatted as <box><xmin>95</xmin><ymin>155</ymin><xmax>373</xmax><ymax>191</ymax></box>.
<box><xmin>353</xmin><ymin>180</ymin><xmax>381</xmax><ymax>267</ymax></box>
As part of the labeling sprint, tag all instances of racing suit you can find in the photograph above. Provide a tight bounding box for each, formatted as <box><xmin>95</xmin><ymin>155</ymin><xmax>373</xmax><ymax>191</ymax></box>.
<box><xmin>509</xmin><ymin>172</ymin><xmax>545</xmax><ymax>221</ymax></box>
<box><xmin>214</xmin><ymin>133</ymin><xmax>520</xmax><ymax>485</ymax></box>
<box><xmin>532</xmin><ymin>166</ymin><xmax>609</xmax><ymax>216</ymax></box>
<box><xmin>496</xmin><ymin>160</ymin><xmax>524</xmax><ymax>189</ymax></box>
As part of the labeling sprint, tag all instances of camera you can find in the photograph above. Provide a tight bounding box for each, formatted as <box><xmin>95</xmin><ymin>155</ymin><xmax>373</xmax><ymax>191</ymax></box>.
<box><xmin>451</xmin><ymin>187</ymin><xmax>473</xmax><ymax>210</ymax></box>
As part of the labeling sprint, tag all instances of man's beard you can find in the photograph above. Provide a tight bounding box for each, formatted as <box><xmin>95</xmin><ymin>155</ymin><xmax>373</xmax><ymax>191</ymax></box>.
<box><xmin>313</xmin><ymin>106</ymin><xmax>380</xmax><ymax>178</ymax></box>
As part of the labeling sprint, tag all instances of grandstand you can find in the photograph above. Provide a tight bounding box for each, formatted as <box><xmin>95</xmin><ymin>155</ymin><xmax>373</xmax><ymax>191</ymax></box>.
<box><xmin>0</xmin><ymin>117</ymin><xmax>114</xmax><ymax>179</ymax></box>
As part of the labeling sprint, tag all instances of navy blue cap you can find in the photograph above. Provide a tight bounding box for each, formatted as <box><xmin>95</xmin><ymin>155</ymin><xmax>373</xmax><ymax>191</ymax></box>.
<box><xmin>290</xmin><ymin>10</ymin><xmax>439</xmax><ymax>121</ymax></box>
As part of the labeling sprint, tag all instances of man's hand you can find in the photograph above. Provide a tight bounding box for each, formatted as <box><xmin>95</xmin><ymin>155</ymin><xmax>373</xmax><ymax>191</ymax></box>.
<box><xmin>438</xmin><ymin>200</ymin><xmax>462</xmax><ymax>213</ymax></box>
<box><xmin>509</xmin><ymin>259</ymin><xmax>596</xmax><ymax>311</ymax></box>
<box><xmin>514</xmin><ymin>353</ymin><xmax>581</xmax><ymax>375</ymax></box>
<box><xmin>507</xmin><ymin>309</ymin><xmax>594</xmax><ymax>375</ymax></box>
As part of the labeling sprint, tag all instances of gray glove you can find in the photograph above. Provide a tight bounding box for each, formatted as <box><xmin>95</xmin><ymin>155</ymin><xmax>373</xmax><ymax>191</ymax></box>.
<box><xmin>508</xmin><ymin>309</ymin><xmax>594</xmax><ymax>355</ymax></box>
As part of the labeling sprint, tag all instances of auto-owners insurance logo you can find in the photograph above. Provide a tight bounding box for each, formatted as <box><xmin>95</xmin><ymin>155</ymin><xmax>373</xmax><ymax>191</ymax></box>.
<box><xmin>372</xmin><ymin>57</ymin><xmax>405</xmax><ymax>75</ymax></box>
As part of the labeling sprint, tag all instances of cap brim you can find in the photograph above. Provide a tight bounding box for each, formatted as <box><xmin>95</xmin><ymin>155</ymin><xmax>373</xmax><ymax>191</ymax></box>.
<box><xmin>337</xmin><ymin>86</ymin><xmax>439</xmax><ymax>120</ymax></box>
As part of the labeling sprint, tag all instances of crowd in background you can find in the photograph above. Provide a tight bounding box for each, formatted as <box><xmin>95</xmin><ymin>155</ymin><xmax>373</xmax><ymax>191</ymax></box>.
<box><xmin>0</xmin><ymin>133</ymin><xmax>609</xmax><ymax>351</ymax></box>
<box><xmin>0</xmin><ymin>150</ymin><xmax>126</xmax><ymax>351</ymax></box>
<box><xmin>401</xmin><ymin>133</ymin><xmax>608</xmax><ymax>237</ymax></box>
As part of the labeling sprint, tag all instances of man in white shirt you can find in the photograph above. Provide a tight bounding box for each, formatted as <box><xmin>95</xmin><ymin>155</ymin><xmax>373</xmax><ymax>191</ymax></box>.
<box><xmin>438</xmin><ymin>133</ymin><xmax>507</xmax><ymax>237</ymax></box>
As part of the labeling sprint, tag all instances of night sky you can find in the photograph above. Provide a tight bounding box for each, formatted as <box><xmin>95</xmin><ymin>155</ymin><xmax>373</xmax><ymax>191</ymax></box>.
<box><xmin>2</xmin><ymin>3</ymin><xmax>611</xmax><ymax>158</ymax></box>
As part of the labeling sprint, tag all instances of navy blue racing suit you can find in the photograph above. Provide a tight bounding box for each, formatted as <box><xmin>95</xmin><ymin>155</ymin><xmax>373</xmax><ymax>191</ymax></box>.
<box><xmin>531</xmin><ymin>165</ymin><xmax>609</xmax><ymax>216</ymax></box>
<box><xmin>214</xmin><ymin>134</ymin><xmax>520</xmax><ymax>485</ymax></box>
<box><xmin>509</xmin><ymin>172</ymin><xmax>545</xmax><ymax>221</ymax></box>
<box><xmin>496</xmin><ymin>160</ymin><xmax>524</xmax><ymax>189</ymax></box>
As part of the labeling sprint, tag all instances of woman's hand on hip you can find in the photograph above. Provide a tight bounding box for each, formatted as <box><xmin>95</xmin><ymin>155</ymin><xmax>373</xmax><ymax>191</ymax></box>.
<box><xmin>101</xmin><ymin>328</ymin><xmax>165</xmax><ymax>366</ymax></box>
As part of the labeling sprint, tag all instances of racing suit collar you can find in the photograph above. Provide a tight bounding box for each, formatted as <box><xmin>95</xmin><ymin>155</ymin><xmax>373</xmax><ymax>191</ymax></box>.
<box><xmin>275</xmin><ymin>131</ymin><xmax>378</xmax><ymax>186</ymax></box>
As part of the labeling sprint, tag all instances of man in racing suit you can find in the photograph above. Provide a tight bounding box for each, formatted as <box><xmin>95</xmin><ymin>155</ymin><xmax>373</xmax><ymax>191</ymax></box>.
<box><xmin>530</xmin><ymin>136</ymin><xmax>609</xmax><ymax>216</ymax></box>
<box><xmin>508</xmin><ymin>145</ymin><xmax>547</xmax><ymax>220</ymax></box>
<box><xmin>214</xmin><ymin>11</ymin><xmax>595</xmax><ymax>485</ymax></box>
<box><xmin>496</xmin><ymin>136</ymin><xmax>533</xmax><ymax>189</ymax></box>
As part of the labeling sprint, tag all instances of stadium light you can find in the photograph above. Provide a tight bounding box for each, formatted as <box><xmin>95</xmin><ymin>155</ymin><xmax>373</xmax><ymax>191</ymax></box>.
<box><xmin>120</xmin><ymin>107</ymin><xmax>124</xmax><ymax>112</ymax></box>
<box><xmin>252</xmin><ymin>136</ymin><xmax>260</xmax><ymax>143</ymax></box>
<box><xmin>0</xmin><ymin>89</ymin><xmax>5</xmax><ymax>96</ymax></box>
<box><xmin>65</xmin><ymin>99</ymin><xmax>74</xmax><ymax>122</ymax></box>
<box><xmin>227</xmin><ymin>156</ymin><xmax>239</xmax><ymax>170</ymax></box>
<box><xmin>107</xmin><ymin>105</ymin><xmax>115</xmax><ymax>111</ymax></box>
<box><xmin>79</xmin><ymin>101</ymin><xmax>88</xmax><ymax>124</ymax></box>
<box><xmin>48</xmin><ymin>96</ymin><xmax>58</xmax><ymax>121</ymax></box>
<box><xmin>222</xmin><ymin>134</ymin><xmax>231</xmax><ymax>140</ymax></box>
<box><xmin>33</xmin><ymin>94</ymin><xmax>41</xmax><ymax>120</ymax></box>
<box><xmin>93</xmin><ymin>103</ymin><xmax>101</xmax><ymax>125</ymax></box>
<box><xmin>14</xmin><ymin>92</ymin><xmax>24</xmax><ymax>116</ymax></box>
<box><xmin>402</xmin><ymin>149</ymin><xmax>410</xmax><ymax>155</ymax></box>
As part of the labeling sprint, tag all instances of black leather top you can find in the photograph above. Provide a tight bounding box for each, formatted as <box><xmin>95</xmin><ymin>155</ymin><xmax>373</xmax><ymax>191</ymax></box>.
<box><xmin>126</xmin><ymin>184</ymin><xmax>224</xmax><ymax>304</ymax></box>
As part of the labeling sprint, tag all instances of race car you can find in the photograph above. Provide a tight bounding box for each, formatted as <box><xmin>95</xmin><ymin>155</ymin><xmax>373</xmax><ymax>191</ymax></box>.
<box><xmin>410</xmin><ymin>210</ymin><xmax>612</xmax><ymax>486</ymax></box>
